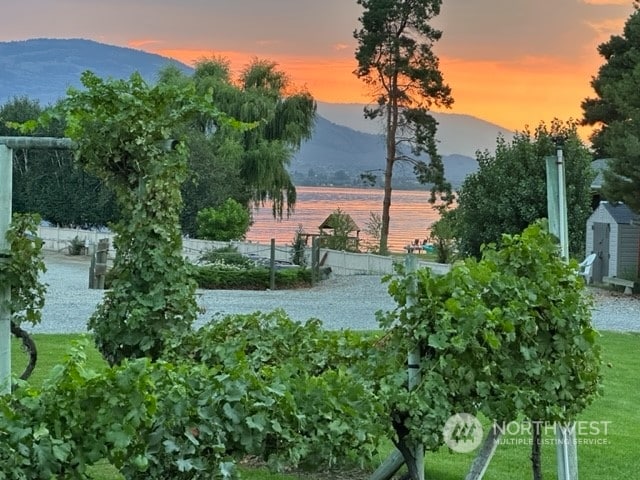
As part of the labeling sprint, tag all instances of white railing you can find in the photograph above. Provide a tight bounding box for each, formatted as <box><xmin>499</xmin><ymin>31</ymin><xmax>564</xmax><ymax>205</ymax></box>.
<box><xmin>37</xmin><ymin>226</ymin><xmax>450</xmax><ymax>276</ymax></box>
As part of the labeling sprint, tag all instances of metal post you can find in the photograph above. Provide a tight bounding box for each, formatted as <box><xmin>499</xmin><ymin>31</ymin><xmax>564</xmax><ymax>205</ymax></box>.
<box><xmin>405</xmin><ymin>253</ymin><xmax>424</xmax><ymax>480</ymax></box>
<box><xmin>556</xmin><ymin>143</ymin><xmax>577</xmax><ymax>480</ymax></box>
<box><xmin>0</xmin><ymin>137</ymin><xmax>74</xmax><ymax>150</ymax></box>
<box><xmin>547</xmin><ymin>140</ymin><xmax>578</xmax><ymax>480</ymax></box>
<box><xmin>556</xmin><ymin>146</ymin><xmax>569</xmax><ymax>261</ymax></box>
<box><xmin>369</xmin><ymin>253</ymin><xmax>424</xmax><ymax>480</ymax></box>
<box><xmin>369</xmin><ymin>450</ymin><xmax>404</xmax><ymax>480</ymax></box>
<box><xmin>269</xmin><ymin>239</ymin><xmax>276</xmax><ymax>290</ymax></box>
<box><xmin>545</xmin><ymin>156</ymin><xmax>560</xmax><ymax>241</ymax></box>
<box><xmin>556</xmin><ymin>423</ymin><xmax>578</xmax><ymax>480</ymax></box>
<box><xmin>464</xmin><ymin>426</ymin><xmax>502</xmax><ymax>480</ymax></box>
<box><xmin>0</xmin><ymin>145</ymin><xmax>13</xmax><ymax>395</ymax></box>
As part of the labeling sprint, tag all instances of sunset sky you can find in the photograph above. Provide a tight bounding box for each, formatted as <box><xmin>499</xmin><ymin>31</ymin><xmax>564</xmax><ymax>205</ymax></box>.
<box><xmin>2</xmin><ymin>0</ymin><xmax>636</xmax><ymax>133</ymax></box>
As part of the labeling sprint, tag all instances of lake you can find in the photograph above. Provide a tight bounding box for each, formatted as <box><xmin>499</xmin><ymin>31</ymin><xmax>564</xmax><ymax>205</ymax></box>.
<box><xmin>245</xmin><ymin>186</ymin><xmax>442</xmax><ymax>252</ymax></box>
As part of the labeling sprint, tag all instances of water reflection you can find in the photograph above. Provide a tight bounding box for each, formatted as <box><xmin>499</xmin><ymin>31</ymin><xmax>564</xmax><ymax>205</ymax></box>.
<box><xmin>246</xmin><ymin>186</ymin><xmax>442</xmax><ymax>252</ymax></box>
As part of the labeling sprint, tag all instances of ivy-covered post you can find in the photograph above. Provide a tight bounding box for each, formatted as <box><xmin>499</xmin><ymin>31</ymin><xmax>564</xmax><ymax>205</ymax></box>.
<box><xmin>405</xmin><ymin>253</ymin><xmax>424</xmax><ymax>480</ymax></box>
<box><xmin>49</xmin><ymin>71</ymin><xmax>241</xmax><ymax>365</ymax></box>
<box><xmin>0</xmin><ymin>144</ymin><xmax>11</xmax><ymax>394</ymax></box>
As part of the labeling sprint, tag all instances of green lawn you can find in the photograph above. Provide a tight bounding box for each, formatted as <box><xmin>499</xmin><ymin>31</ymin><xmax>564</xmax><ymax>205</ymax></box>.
<box><xmin>10</xmin><ymin>331</ymin><xmax>640</xmax><ymax>479</ymax></box>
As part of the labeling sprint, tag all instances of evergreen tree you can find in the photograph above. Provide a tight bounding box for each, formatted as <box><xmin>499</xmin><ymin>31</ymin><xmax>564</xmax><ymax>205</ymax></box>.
<box><xmin>354</xmin><ymin>0</ymin><xmax>453</xmax><ymax>254</ymax></box>
<box><xmin>581</xmin><ymin>2</ymin><xmax>640</xmax><ymax>212</ymax></box>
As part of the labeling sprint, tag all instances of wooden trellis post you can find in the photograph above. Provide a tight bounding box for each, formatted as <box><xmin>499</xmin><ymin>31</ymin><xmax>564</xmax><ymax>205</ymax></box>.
<box><xmin>89</xmin><ymin>238</ymin><xmax>110</xmax><ymax>289</ymax></box>
<box><xmin>0</xmin><ymin>137</ymin><xmax>75</xmax><ymax>395</ymax></box>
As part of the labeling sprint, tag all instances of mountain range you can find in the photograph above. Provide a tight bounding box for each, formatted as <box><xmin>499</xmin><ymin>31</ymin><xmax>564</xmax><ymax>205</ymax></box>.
<box><xmin>0</xmin><ymin>38</ymin><xmax>515</xmax><ymax>187</ymax></box>
<box><xmin>288</xmin><ymin>114</ymin><xmax>481</xmax><ymax>188</ymax></box>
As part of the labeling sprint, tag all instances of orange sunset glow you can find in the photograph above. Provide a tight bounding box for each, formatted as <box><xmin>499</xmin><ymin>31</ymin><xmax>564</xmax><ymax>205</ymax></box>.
<box><xmin>1</xmin><ymin>0</ymin><xmax>635</xmax><ymax>135</ymax></box>
<box><xmin>134</xmin><ymin>2</ymin><xmax>634</xmax><ymax>136</ymax></box>
<box><xmin>144</xmin><ymin>45</ymin><xmax>605</xmax><ymax>134</ymax></box>
<box><xmin>153</xmin><ymin>47</ymin><xmax>370</xmax><ymax>102</ymax></box>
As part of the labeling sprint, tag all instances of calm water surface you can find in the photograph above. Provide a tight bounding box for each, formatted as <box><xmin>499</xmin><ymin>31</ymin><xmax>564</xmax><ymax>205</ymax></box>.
<box><xmin>246</xmin><ymin>186</ymin><xmax>441</xmax><ymax>252</ymax></box>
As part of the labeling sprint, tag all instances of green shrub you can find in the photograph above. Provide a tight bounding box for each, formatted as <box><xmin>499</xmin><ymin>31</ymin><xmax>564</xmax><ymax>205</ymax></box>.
<box><xmin>68</xmin><ymin>235</ymin><xmax>86</xmax><ymax>255</ymax></box>
<box><xmin>0</xmin><ymin>325</ymin><xmax>387</xmax><ymax>479</ymax></box>
<box><xmin>196</xmin><ymin>199</ymin><xmax>251</xmax><ymax>241</ymax></box>
<box><xmin>172</xmin><ymin>310</ymin><xmax>379</xmax><ymax>374</ymax></box>
<box><xmin>378</xmin><ymin>220</ymin><xmax>602</xmax><ymax>468</ymax></box>
<box><xmin>192</xmin><ymin>265</ymin><xmax>311</xmax><ymax>290</ymax></box>
<box><xmin>199</xmin><ymin>245</ymin><xmax>253</xmax><ymax>268</ymax></box>
<box><xmin>167</xmin><ymin>310</ymin><xmax>390</xmax><ymax>470</ymax></box>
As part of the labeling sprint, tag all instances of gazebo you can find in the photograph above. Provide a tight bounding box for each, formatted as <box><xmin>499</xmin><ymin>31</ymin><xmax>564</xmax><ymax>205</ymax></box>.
<box><xmin>302</xmin><ymin>212</ymin><xmax>361</xmax><ymax>251</ymax></box>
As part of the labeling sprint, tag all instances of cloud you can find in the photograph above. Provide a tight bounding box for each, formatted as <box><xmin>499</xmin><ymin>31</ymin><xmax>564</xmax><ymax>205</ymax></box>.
<box><xmin>436</xmin><ymin>54</ymin><xmax>598</xmax><ymax>131</ymax></box>
<box><xmin>128</xmin><ymin>39</ymin><xmax>164</xmax><ymax>49</ymax></box>
<box><xmin>256</xmin><ymin>39</ymin><xmax>281</xmax><ymax>47</ymax></box>
<box><xmin>2</xmin><ymin>0</ymin><xmax>631</xmax><ymax>135</ymax></box>
<box><xmin>434</xmin><ymin>0</ymin><xmax>635</xmax><ymax>65</ymax></box>
<box><xmin>585</xmin><ymin>17</ymin><xmax>628</xmax><ymax>37</ymax></box>
<box><xmin>581</xmin><ymin>0</ymin><xmax>630</xmax><ymax>5</ymax></box>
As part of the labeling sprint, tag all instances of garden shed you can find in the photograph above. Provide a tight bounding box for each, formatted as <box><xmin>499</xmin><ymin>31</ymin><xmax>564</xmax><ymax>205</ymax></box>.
<box><xmin>585</xmin><ymin>202</ymin><xmax>640</xmax><ymax>283</ymax></box>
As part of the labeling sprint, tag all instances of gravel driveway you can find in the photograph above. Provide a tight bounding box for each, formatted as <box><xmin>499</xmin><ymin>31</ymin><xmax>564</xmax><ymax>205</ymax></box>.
<box><xmin>27</xmin><ymin>252</ymin><xmax>640</xmax><ymax>334</ymax></box>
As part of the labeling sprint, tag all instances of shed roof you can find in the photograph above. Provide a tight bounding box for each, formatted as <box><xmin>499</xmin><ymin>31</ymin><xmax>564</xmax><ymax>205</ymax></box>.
<box><xmin>601</xmin><ymin>202</ymin><xmax>640</xmax><ymax>224</ymax></box>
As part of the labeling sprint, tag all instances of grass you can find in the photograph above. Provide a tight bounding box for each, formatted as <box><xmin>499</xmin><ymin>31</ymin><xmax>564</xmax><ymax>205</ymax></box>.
<box><xmin>10</xmin><ymin>331</ymin><xmax>640</xmax><ymax>479</ymax></box>
<box><xmin>423</xmin><ymin>331</ymin><xmax>640</xmax><ymax>480</ymax></box>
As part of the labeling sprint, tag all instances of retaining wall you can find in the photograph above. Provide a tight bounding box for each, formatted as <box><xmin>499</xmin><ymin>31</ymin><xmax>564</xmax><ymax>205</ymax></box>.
<box><xmin>37</xmin><ymin>226</ymin><xmax>450</xmax><ymax>276</ymax></box>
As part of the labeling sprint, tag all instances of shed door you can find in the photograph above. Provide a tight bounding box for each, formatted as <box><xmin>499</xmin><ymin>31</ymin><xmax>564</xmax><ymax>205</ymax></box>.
<box><xmin>592</xmin><ymin>222</ymin><xmax>610</xmax><ymax>282</ymax></box>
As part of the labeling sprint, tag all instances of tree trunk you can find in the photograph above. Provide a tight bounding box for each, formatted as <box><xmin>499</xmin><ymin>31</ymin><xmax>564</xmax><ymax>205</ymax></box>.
<box><xmin>380</xmin><ymin>89</ymin><xmax>399</xmax><ymax>256</ymax></box>
<box><xmin>394</xmin><ymin>438</ymin><xmax>422</xmax><ymax>480</ymax></box>
<box><xmin>531</xmin><ymin>421</ymin><xmax>543</xmax><ymax>480</ymax></box>
<box><xmin>391</xmin><ymin>411</ymin><xmax>423</xmax><ymax>480</ymax></box>
<box><xmin>11</xmin><ymin>320</ymin><xmax>37</xmax><ymax>381</ymax></box>
<box><xmin>380</xmin><ymin>157</ymin><xmax>394</xmax><ymax>256</ymax></box>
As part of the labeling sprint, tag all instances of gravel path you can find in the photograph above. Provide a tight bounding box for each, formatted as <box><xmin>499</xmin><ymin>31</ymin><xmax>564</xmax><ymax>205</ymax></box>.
<box><xmin>26</xmin><ymin>252</ymin><xmax>640</xmax><ymax>334</ymax></box>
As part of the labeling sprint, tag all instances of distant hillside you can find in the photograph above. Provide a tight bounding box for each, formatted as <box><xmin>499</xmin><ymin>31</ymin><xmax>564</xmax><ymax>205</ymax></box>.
<box><xmin>0</xmin><ymin>38</ymin><xmax>192</xmax><ymax>105</ymax></box>
<box><xmin>316</xmin><ymin>102</ymin><xmax>514</xmax><ymax>158</ymax></box>
<box><xmin>293</xmin><ymin>115</ymin><xmax>385</xmax><ymax>171</ymax></box>
<box><xmin>290</xmin><ymin>115</ymin><xmax>478</xmax><ymax>188</ymax></box>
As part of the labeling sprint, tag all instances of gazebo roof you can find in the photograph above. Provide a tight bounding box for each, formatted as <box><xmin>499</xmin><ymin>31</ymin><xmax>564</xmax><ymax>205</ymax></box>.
<box><xmin>318</xmin><ymin>213</ymin><xmax>360</xmax><ymax>232</ymax></box>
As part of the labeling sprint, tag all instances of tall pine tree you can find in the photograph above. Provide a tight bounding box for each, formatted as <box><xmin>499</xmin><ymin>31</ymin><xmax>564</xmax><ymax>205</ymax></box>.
<box><xmin>354</xmin><ymin>0</ymin><xmax>453</xmax><ymax>254</ymax></box>
<box><xmin>582</xmin><ymin>2</ymin><xmax>640</xmax><ymax>213</ymax></box>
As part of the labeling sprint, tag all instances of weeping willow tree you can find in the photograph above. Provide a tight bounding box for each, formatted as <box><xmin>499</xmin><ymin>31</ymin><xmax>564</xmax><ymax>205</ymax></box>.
<box><xmin>240</xmin><ymin>60</ymin><xmax>316</xmax><ymax>216</ymax></box>
<box><xmin>163</xmin><ymin>58</ymin><xmax>316</xmax><ymax>235</ymax></box>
